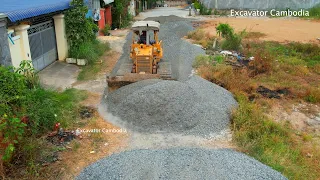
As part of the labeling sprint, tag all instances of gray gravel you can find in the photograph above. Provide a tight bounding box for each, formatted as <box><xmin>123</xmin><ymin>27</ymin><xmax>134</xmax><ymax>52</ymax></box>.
<box><xmin>106</xmin><ymin>16</ymin><xmax>229</xmax><ymax>137</ymax></box>
<box><xmin>77</xmin><ymin>148</ymin><xmax>287</xmax><ymax>180</ymax></box>
<box><xmin>105</xmin><ymin>75</ymin><xmax>237</xmax><ymax>137</ymax></box>
<box><xmin>111</xmin><ymin>16</ymin><xmax>205</xmax><ymax>81</ymax></box>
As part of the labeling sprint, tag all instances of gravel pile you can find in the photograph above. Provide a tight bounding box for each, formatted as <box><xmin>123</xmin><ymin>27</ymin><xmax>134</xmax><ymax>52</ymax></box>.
<box><xmin>77</xmin><ymin>148</ymin><xmax>287</xmax><ymax>180</ymax></box>
<box><xmin>105</xmin><ymin>75</ymin><xmax>237</xmax><ymax>137</ymax></box>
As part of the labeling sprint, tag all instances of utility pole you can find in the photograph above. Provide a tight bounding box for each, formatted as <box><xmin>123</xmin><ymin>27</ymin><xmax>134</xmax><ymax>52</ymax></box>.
<box><xmin>215</xmin><ymin>0</ymin><xmax>218</xmax><ymax>9</ymax></box>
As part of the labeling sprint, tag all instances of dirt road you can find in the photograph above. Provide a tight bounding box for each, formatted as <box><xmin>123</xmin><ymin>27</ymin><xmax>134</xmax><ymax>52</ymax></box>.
<box><xmin>76</xmin><ymin>8</ymin><xmax>297</xmax><ymax>180</ymax></box>
<box><xmin>202</xmin><ymin>17</ymin><xmax>320</xmax><ymax>43</ymax></box>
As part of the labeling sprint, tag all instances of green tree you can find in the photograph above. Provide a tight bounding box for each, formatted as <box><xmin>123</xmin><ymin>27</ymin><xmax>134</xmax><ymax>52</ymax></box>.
<box><xmin>112</xmin><ymin>0</ymin><xmax>131</xmax><ymax>28</ymax></box>
<box><xmin>65</xmin><ymin>0</ymin><xmax>98</xmax><ymax>49</ymax></box>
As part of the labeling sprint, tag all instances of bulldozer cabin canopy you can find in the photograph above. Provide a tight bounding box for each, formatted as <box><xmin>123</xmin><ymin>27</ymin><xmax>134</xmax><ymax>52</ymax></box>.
<box><xmin>132</xmin><ymin>21</ymin><xmax>160</xmax><ymax>31</ymax></box>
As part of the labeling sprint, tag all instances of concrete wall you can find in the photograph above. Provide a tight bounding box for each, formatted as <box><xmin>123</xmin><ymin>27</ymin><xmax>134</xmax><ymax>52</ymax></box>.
<box><xmin>53</xmin><ymin>14</ymin><xmax>68</xmax><ymax>61</ymax></box>
<box><xmin>202</xmin><ymin>0</ymin><xmax>320</xmax><ymax>9</ymax></box>
<box><xmin>14</xmin><ymin>25</ymin><xmax>31</xmax><ymax>61</ymax></box>
<box><xmin>7</xmin><ymin>13</ymin><xmax>68</xmax><ymax>68</ymax></box>
<box><xmin>98</xmin><ymin>8</ymin><xmax>106</xmax><ymax>35</ymax></box>
<box><xmin>0</xmin><ymin>17</ymin><xmax>12</xmax><ymax>67</ymax></box>
<box><xmin>165</xmin><ymin>0</ymin><xmax>187</xmax><ymax>7</ymax></box>
<box><xmin>105</xmin><ymin>6</ymin><xmax>112</xmax><ymax>26</ymax></box>
<box><xmin>129</xmin><ymin>0</ymin><xmax>136</xmax><ymax>16</ymax></box>
<box><xmin>7</xmin><ymin>28</ymin><xmax>23</xmax><ymax>67</ymax></box>
<box><xmin>7</xmin><ymin>25</ymin><xmax>31</xmax><ymax>68</ymax></box>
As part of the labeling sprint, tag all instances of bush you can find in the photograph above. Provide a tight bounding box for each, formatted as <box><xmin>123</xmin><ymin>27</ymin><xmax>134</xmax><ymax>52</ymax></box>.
<box><xmin>220</xmin><ymin>34</ymin><xmax>243</xmax><ymax>51</ymax></box>
<box><xmin>112</xmin><ymin>0</ymin><xmax>132</xmax><ymax>28</ymax></box>
<box><xmin>216</xmin><ymin>23</ymin><xmax>244</xmax><ymax>51</ymax></box>
<box><xmin>216</xmin><ymin>23</ymin><xmax>234</xmax><ymax>38</ymax></box>
<box><xmin>102</xmin><ymin>24</ymin><xmax>111</xmax><ymax>36</ymax></box>
<box><xmin>199</xmin><ymin>3</ymin><xmax>212</xmax><ymax>15</ymax></box>
<box><xmin>193</xmin><ymin>1</ymin><xmax>201</xmax><ymax>9</ymax></box>
<box><xmin>69</xmin><ymin>40</ymin><xmax>109</xmax><ymax>65</ymax></box>
<box><xmin>0</xmin><ymin>117</ymin><xmax>26</xmax><ymax>161</ymax></box>
<box><xmin>214</xmin><ymin>55</ymin><xmax>224</xmax><ymax>64</ymax></box>
<box><xmin>14</xmin><ymin>60</ymin><xmax>39</xmax><ymax>89</ymax></box>
<box><xmin>65</xmin><ymin>0</ymin><xmax>98</xmax><ymax>49</ymax></box>
<box><xmin>120</xmin><ymin>13</ymin><xmax>133</xmax><ymax>28</ymax></box>
<box><xmin>0</xmin><ymin>66</ymin><xmax>87</xmax><ymax>163</ymax></box>
<box><xmin>0</xmin><ymin>66</ymin><xmax>27</xmax><ymax>117</ymax></box>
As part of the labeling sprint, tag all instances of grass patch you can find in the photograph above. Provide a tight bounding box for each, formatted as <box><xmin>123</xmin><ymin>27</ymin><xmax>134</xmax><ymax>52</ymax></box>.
<box><xmin>243</xmin><ymin>31</ymin><xmax>267</xmax><ymax>39</ymax></box>
<box><xmin>307</xmin><ymin>6</ymin><xmax>320</xmax><ymax>19</ymax></box>
<box><xmin>232</xmin><ymin>95</ymin><xmax>320</xmax><ymax>179</ymax></box>
<box><xmin>69</xmin><ymin>40</ymin><xmax>110</xmax><ymax>80</ymax></box>
<box><xmin>246</xmin><ymin>41</ymin><xmax>320</xmax><ymax>68</ymax></box>
<box><xmin>196</xmin><ymin>40</ymin><xmax>320</xmax><ymax>103</ymax></box>
<box><xmin>187</xmin><ymin>29</ymin><xmax>215</xmax><ymax>49</ymax></box>
<box><xmin>193</xmin><ymin>55</ymin><xmax>226</xmax><ymax>68</ymax></box>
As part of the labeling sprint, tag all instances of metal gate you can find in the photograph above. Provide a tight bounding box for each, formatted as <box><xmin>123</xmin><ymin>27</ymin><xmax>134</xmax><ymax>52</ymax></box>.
<box><xmin>28</xmin><ymin>20</ymin><xmax>57</xmax><ymax>71</ymax></box>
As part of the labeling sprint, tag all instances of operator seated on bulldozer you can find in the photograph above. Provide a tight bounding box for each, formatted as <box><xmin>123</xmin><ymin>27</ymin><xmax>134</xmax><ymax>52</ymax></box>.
<box><xmin>139</xmin><ymin>31</ymin><xmax>146</xmax><ymax>44</ymax></box>
<box><xmin>134</xmin><ymin>30</ymin><xmax>156</xmax><ymax>45</ymax></box>
<box><xmin>130</xmin><ymin>21</ymin><xmax>163</xmax><ymax>74</ymax></box>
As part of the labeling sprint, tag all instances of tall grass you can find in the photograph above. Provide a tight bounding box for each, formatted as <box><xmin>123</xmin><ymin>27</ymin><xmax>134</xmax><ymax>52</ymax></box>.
<box><xmin>232</xmin><ymin>95</ymin><xmax>320</xmax><ymax>179</ymax></box>
<box><xmin>69</xmin><ymin>40</ymin><xmax>109</xmax><ymax>64</ymax></box>
<box><xmin>186</xmin><ymin>29</ymin><xmax>215</xmax><ymax>48</ymax></box>
<box><xmin>69</xmin><ymin>40</ymin><xmax>110</xmax><ymax>80</ymax></box>
<box><xmin>308</xmin><ymin>6</ymin><xmax>320</xmax><ymax>19</ymax></box>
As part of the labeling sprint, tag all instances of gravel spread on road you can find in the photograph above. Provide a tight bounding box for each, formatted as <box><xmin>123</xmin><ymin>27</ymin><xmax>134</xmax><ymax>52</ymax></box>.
<box><xmin>105</xmin><ymin>75</ymin><xmax>237</xmax><ymax>137</ymax></box>
<box><xmin>77</xmin><ymin>148</ymin><xmax>287</xmax><ymax>180</ymax></box>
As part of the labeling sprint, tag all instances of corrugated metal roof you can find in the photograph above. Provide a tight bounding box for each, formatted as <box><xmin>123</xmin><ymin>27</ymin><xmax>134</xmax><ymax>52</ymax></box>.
<box><xmin>0</xmin><ymin>0</ymin><xmax>71</xmax><ymax>22</ymax></box>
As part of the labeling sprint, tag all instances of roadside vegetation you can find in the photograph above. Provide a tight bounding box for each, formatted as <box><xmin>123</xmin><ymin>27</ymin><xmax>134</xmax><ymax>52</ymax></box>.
<box><xmin>112</xmin><ymin>0</ymin><xmax>133</xmax><ymax>28</ymax></box>
<box><xmin>193</xmin><ymin>0</ymin><xmax>212</xmax><ymax>15</ymax></box>
<box><xmin>74</xmin><ymin>40</ymin><xmax>110</xmax><ymax>81</ymax></box>
<box><xmin>305</xmin><ymin>5</ymin><xmax>320</xmax><ymax>19</ymax></box>
<box><xmin>187</xmin><ymin>29</ymin><xmax>215</xmax><ymax>48</ymax></box>
<box><xmin>0</xmin><ymin>61</ymin><xmax>87</xmax><ymax>178</ymax></box>
<box><xmin>233</xmin><ymin>95</ymin><xmax>320</xmax><ymax>179</ymax></box>
<box><xmin>65</xmin><ymin>0</ymin><xmax>110</xmax><ymax>80</ymax></box>
<box><xmin>1</xmin><ymin>0</ymin><xmax>112</xmax><ymax>178</ymax></box>
<box><xmin>189</xmin><ymin>23</ymin><xmax>320</xmax><ymax>179</ymax></box>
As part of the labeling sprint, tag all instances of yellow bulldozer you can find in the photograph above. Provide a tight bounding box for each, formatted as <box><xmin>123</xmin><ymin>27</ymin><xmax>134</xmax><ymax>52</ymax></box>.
<box><xmin>107</xmin><ymin>20</ymin><xmax>172</xmax><ymax>91</ymax></box>
<box><xmin>130</xmin><ymin>21</ymin><xmax>163</xmax><ymax>74</ymax></box>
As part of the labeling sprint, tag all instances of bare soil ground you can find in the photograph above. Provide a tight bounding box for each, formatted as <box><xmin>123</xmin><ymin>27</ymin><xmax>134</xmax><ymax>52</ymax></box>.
<box><xmin>52</xmin><ymin>96</ymin><xmax>129</xmax><ymax>179</ymax></box>
<box><xmin>202</xmin><ymin>17</ymin><xmax>320</xmax><ymax>43</ymax></box>
<box><xmin>41</xmin><ymin>47</ymin><xmax>127</xmax><ymax>179</ymax></box>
